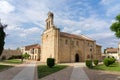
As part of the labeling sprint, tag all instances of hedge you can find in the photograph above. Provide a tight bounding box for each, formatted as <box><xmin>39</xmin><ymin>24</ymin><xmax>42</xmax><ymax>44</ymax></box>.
<box><xmin>47</xmin><ymin>58</ymin><xmax>55</xmax><ymax>68</ymax></box>
<box><xmin>86</xmin><ymin>60</ymin><xmax>93</xmax><ymax>68</ymax></box>
<box><xmin>103</xmin><ymin>57</ymin><xmax>116</xmax><ymax>66</ymax></box>
<box><xmin>94</xmin><ymin>60</ymin><xmax>99</xmax><ymax>66</ymax></box>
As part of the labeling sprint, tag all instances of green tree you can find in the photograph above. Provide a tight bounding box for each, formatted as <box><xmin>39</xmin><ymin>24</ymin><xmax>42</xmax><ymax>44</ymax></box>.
<box><xmin>110</xmin><ymin>14</ymin><xmax>120</xmax><ymax>38</ymax></box>
<box><xmin>16</xmin><ymin>47</ymin><xmax>20</xmax><ymax>50</ymax></box>
<box><xmin>22</xmin><ymin>53</ymin><xmax>30</xmax><ymax>59</ymax></box>
<box><xmin>0</xmin><ymin>20</ymin><xmax>7</xmax><ymax>56</ymax></box>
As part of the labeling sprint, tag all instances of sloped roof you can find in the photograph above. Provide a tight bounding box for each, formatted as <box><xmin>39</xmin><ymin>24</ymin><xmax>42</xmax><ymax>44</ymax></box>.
<box><xmin>96</xmin><ymin>44</ymin><xmax>101</xmax><ymax>47</ymax></box>
<box><xmin>60</xmin><ymin>32</ymin><xmax>94</xmax><ymax>41</ymax></box>
<box><xmin>25</xmin><ymin>44</ymin><xmax>40</xmax><ymax>50</ymax></box>
<box><xmin>106</xmin><ymin>48</ymin><xmax>118</xmax><ymax>53</ymax></box>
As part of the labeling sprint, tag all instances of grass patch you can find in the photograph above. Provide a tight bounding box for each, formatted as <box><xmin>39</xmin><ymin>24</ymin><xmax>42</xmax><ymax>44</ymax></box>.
<box><xmin>0</xmin><ymin>65</ymin><xmax>13</xmax><ymax>71</ymax></box>
<box><xmin>3</xmin><ymin>59</ymin><xmax>22</xmax><ymax>64</ymax></box>
<box><xmin>93</xmin><ymin>62</ymin><xmax>120</xmax><ymax>72</ymax></box>
<box><xmin>37</xmin><ymin>65</ymin><xmax>68</xmax><ymax>79</ymax></box>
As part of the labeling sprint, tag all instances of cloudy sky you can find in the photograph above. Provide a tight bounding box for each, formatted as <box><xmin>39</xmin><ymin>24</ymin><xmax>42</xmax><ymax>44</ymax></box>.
<box><xmin>0</xmin><ymin>0</ymin><xmax>120</xmax><ymax>51</ymax></box>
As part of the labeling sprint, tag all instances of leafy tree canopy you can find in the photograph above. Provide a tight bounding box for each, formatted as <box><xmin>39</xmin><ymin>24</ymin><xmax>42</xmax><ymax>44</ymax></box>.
<box><xmin>110</xmin><ymin>14</ymin><xmax>120</xmax><ymax>38</ymax></box>
<box><xmin>0</xmin><ymin>20</ymin><xmax>7</xmax><ymax>56</ymax></box>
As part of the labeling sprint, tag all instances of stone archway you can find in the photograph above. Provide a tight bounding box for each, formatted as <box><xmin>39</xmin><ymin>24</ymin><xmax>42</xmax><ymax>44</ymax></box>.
<box><xmin>75</xmin><ymin>53</ymin><xmax>79</xmax><ymax>62</ymax></box>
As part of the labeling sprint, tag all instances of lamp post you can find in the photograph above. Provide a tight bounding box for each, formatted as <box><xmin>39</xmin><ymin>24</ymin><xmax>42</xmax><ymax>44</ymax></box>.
<box><xmin>90</xmin><ymin>45</ymin><xmax>92</xmax><ymax>68</ymax></box>
<box><xmin>90</xmin><ymin>45</ymin><xmax>92</xmax><ymax>61</ymax></box>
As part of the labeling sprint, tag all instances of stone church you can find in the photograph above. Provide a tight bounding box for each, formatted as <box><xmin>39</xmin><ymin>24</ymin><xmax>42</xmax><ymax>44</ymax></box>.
<box><xmin>41</xmin><ymin>12</ymin><xmax>102</xmax><ymax>63</ymax></box>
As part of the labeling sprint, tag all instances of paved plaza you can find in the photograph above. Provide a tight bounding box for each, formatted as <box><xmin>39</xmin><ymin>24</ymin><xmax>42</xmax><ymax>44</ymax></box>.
<box><xmin>0</xmin><ymin>61</ymin><xmax>120</xmax><ymax>80</ymax></box>
<box><xmin>12</xmin><ymin>61</ymin><xmax>36</xmax><ymax>80</ymax></box>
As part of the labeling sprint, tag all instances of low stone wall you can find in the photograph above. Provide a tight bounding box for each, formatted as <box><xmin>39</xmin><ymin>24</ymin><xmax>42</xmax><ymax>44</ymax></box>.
<box><xmin>0</xmin><ymin>49</ymin><xmax>22</xmax><ymax>60</ymax></box>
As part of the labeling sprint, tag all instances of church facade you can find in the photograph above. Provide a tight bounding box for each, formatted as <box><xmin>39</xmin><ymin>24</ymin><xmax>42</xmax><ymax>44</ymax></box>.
<box><xmin>41</xmin><ymin>12</ymin><xmax>102</xmax><ymax>63</ymax></box>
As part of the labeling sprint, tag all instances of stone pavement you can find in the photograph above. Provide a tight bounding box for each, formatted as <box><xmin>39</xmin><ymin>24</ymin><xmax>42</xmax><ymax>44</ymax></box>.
<box><xmin>12</xmin><ymin>61</ymin><xmax>36</xmax><ymax>80</ymax></box>
<box><xmin>39</xmin><ymin>63</ymin><xmax>89</xmax><ymax>80</ymax></box>
<box><xmin>41</xmin><ymin>62</ymin><xmax>120</xmax><ymax>80</ymax></box>
<box><xmin>84</xmin><ymin>67</ymin><xmax>120</xmax><ymax>80</ymax></box>
<box><xmin>1</xmin><ymin>62</ymin><xmax>119</xmax><ymax>80</ymax></box>
<box><xmin>70</xmin><ymin>63</ymin><xmax>89</xmax><ymax>80</ymax></box>
<box><xmin>39</xmin><ymin>66</ymin><xmax>73</xmax><ymax>80</ymax></box>
<box><xmin>0</xmin><ymin>61</ymin><xmax>36</xmax><ymax>80</ymax></box>
<box><xmin>0</xmin><ymin>62</ymin><xmax>27</xmax><ymax>80</ymax></box>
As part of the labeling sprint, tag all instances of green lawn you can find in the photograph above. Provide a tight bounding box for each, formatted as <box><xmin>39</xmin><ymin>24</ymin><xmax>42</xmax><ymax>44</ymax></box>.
<box><xmin>93</xmin><ymin>62</ymin><xmax>120</xmax><ymax>72</ymax></box>
<box><xmin>0</xmin><ymin>65</ymin><xmax>13</xmax><ymax>71</ymax></box>
<box><xmin>3</xmin><ymin>59</ymin><xmax>22</xmax><ymax>64</ymax></box>
<box><xmin>37</xmin><ymin>65</ymin><xmax>68</xmax><ymax>79</ymax></box>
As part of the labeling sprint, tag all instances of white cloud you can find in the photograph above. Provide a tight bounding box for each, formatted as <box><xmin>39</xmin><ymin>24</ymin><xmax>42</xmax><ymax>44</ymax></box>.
<box><xmin>0</xmin><ymin>0</ymin><xmax>15</xmax><ymax>14</ymax></box>
<box><xmin>60</xmin><ymin>17</ymin><xmax>110</xmax><ymax>34</ymax></box>
<box><xmin>6</xmin><ymin>25</ymin><xmax>41</xmax><ymax>37</ymax></box>
<box><xmin>100</xmin><ymin>0</ymin><xmax>120</xmax><ymax>16</ymax></box>
<box><xmin>5</xmin><ymin>26</ymin><xmax>42</xmax><ymax>49</ymax></box>
<box><xmin>19</xmin><ymin>27</ymin><xmax>41</xmax><ymax>37</ymax></box>
<box><xmin>87</xmin><ymin>31</ymin><xmax>119</xmax><ymax>50</ymax></box>
<box><xmin>106</xmin><ymin>4</ymin><xmax>120</xmax><ymax>16</ymax></box>
<box><xmin>88</xmin><ymin>32</ymin><xmax>114</xmax><ymax>40</ymax></box>
<box><xmin>1</xmin><ymin>0</ymin><xmax>119</xmax><ymax>50</ymax></box>
<box><xmin>100</xmin><ymin>0</ymin><xmax>114</xmax><ymax>5</ymax></box>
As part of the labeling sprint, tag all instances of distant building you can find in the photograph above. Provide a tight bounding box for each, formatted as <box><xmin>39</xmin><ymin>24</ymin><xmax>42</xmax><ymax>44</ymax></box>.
<box><xmin>118</xmin><ymin>42</ymin><xmax>120</xmax><ymax>60</ymax></box>
<box><xmin>20</xmin><ymin>44</ymin><xmax>40</xmax><ymax>61</ymax></box>
<box><xmin>105</xmin><ymin>47</ymin><xmax>119</xmax><ymax>60</ymax></box>
<box><xmin>0</xmin><ymin>49</ymin><xmax>22</xmax><ymax>60</ymax></box>
<box><xmin>40</xmin><ymin>12</ymin><xmax>102</xmax><ymax>63</ymax></box>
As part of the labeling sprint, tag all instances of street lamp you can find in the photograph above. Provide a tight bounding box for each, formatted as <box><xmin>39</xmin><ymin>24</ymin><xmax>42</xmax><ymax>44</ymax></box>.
<box><xmin>90</xmin><ymin>45</ymin><xmax>92</xmax><ymax>61</ymax></box>
<box><xmin>90</xmin><ymin>45</ymin><xmax>92</xmax><ymax>68</ymax></box>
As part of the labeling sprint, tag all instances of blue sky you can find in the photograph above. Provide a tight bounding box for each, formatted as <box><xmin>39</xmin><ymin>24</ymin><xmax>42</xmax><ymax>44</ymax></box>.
<box><xmin>0</xmin><ymin>0</ymin><xmax>120</xmax><ymax>51</ymax></box>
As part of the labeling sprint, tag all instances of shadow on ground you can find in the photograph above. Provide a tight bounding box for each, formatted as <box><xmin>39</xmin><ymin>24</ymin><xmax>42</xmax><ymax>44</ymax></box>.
<box><xmin>83</xmin><ymin>67</ymin><xmax>120</xmax><ymax>80</ymax></box>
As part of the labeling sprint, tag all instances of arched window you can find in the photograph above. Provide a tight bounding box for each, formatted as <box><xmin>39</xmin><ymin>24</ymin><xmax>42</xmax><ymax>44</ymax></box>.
<box><xmin>65</xmin><ymin>39</ymin><xmax>68</xmax><ymax>45</ymax></box>
<box><xmin>72</xmin><ymin>41</ymin><xmax>74</xmax><ymax>45</ymax></box>
<box><xmin>76</xmin><ymin>41</ymin><xmax>79</xmax><ymax>46</ymax></box>
<box><xmin>47</xmin><ymin>22</ymin><xmax>48</xmax><ymax>29</ymax></box>
<box><xmin>49</xmin><ymin>21</ymin><xmax>50</xmax><ymax>28</ymax></box>
<box><xmin>87</xmin><ymin>55</ymin><xmax>90</xmax><ymax>59</ymax></box>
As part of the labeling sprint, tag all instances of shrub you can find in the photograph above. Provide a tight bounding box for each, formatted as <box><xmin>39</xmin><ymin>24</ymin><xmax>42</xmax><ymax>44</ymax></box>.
<box><xmin>8</xmin><ymin>55</ymin><xmax>14</xmax><ymax>59</ymax></box>
<box><xmin>103</xmin><ymin>57</ymin><xmax>116</xmax><ymax>66</ymax></box>
<box><xmin>94</xmin><ymin>60</ymin><xmax>99</xmax><ymax>66</ymax></box>
<box><xmin>47</xmin><ymin>58</ymin><xmax>55</xmax><ymax>68</ymax></box>
<box><xmin>1</xmin><ymin>56</ymin><xmax>6</xmax><ymax>60</ymax></box>
<box><xmin>103</xmin><ymin>58</ymin><xmax>110</xmax><ymax>66</ymax></box>
<box><xmin>86</xmin><ymin>60</ymin><xmax>92</xmax><ymax>68</ymax></box>
<box><xmin>109</xmin><ymin>57</ymin><xmax>116</xmax><ymax>64</ymax></box>
<box><xmin>8</xmin><ymin>55</ymin><xmax>22</xmax><ymax>59</ymax></box>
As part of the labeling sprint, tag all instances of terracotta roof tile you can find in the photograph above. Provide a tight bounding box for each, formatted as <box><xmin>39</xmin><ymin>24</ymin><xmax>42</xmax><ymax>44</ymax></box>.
<box><xmin>106</xmin><ymin>48</ymin><xmax>118</xmax><ymax>53</ymax></box>
<box><xmin>96</xmin><ymin>44</ymin><xmax>101</xmax><ymax>47</ymax></box>
<box><xmin>25</xmin><ymin>44</ymin><xmax>40</xmax><ymax>50</ymax></box>
<box><xmin>60</xmin><ymin>32</ymin><xmax>94</xmax><ymax>41</ymax></box>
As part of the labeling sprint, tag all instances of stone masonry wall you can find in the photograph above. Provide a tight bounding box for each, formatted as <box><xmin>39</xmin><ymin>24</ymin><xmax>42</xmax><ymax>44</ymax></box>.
<box><xmin>58</xmin><ymin>36</ymin><xmax>96</xmax><ymax>63</ymax></box>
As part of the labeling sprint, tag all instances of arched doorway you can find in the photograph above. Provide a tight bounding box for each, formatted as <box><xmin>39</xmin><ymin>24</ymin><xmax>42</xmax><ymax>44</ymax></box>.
<box><xmin>75</xmin><ymin>54</ymin><xmax>79</xmax><ymax>62</ymax></box>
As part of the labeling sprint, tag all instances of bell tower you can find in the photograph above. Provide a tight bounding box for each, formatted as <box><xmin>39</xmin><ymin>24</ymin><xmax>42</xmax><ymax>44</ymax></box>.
<box><xmin>45</xmin><ymin>12</ymin><xmax>54</xmax><ymax>30</ymax></box>
<box><xmin>41</xmin><ymin>12</ymin><xmax>60</xmax><ymax>63</ymax></box>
